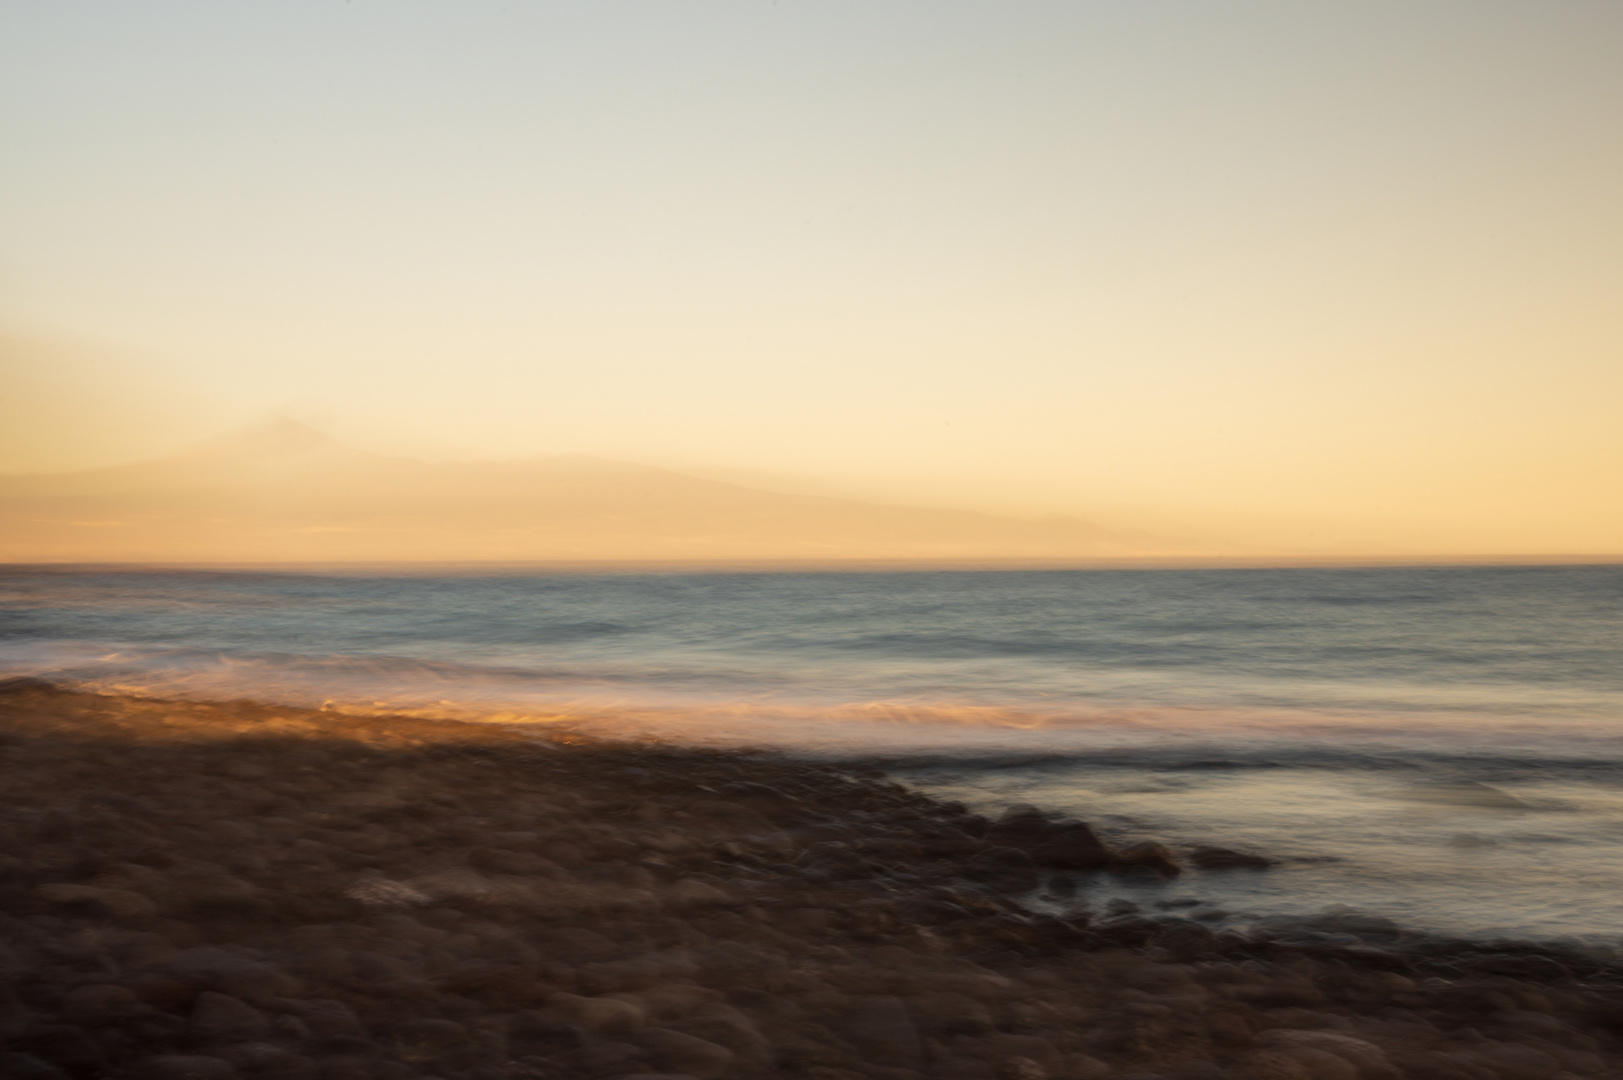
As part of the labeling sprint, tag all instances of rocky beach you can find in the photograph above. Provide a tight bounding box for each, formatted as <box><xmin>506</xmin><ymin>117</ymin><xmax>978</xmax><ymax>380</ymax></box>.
<box><xmin>2</xmin><ymin>679</ymin><xmax>1621</xmax><ymax>1080</ymax></box>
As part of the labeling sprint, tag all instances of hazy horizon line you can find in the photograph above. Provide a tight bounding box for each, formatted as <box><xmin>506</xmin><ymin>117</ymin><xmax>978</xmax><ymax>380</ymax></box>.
<box><xmin>5</xmin><ymin>554</ymin><xmax>1621</xmax><ymax>575</ymax></box>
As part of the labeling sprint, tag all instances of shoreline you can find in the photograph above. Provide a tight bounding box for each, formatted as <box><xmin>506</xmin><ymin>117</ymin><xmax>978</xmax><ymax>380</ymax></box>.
<box><xmin>6</xmin><ymin>555</ymin><xmax>1623</xmax><ymax>575</ymax></box>
<box><xmin>2</xmin><ymin>682</ymin><xmax>1621</xmax><ymax>1080</ymax></box>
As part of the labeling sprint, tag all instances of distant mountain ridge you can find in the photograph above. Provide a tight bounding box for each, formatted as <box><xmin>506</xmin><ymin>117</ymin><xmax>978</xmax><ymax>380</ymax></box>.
<box><xmin>0</xmin><ymin>420</ymin><xmax>1152</xmax><ymax>562</ymax></box>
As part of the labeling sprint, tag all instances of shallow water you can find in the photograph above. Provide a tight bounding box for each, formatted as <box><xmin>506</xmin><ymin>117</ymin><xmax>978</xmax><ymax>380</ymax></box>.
<box><xmin>2</xmin><ymin>563</ymin><xmax>1621</xmax><ymax>944</ymax></box>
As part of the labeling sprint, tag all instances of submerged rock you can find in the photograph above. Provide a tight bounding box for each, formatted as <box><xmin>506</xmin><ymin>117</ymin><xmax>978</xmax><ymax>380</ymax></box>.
<box><xmin>1190</xmin><ymin>846</ymin><xmax>1273</xmax><ymax>870</ymax></box>
<box><xmin>1112</xmin><ymin>841</ymin><xmax>1182</xmax><ymax>877</ymax></box>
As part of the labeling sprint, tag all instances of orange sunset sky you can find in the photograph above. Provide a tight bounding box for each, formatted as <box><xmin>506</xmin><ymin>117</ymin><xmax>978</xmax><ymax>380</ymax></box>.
<box><xmin>2</xmin><ymin>2</ymin><xmax>1620</xmax><ymax>560</ymax></box>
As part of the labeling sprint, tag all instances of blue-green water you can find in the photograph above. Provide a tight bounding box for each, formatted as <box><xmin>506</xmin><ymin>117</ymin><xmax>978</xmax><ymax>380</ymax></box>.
<box><xmin>3</xmin><ymin>564</ymin><xmax>1621</xmax><ymax>944</ymax></box>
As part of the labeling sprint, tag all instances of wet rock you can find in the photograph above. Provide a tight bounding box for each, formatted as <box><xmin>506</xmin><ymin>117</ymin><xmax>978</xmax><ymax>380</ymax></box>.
<box><xmin>632</xmin><ymin>982</ymin><xmax>724</xmax><ymax>1021</ymax></box>
<box><xmin>1190</xmin><ymin>847</ymin><xmax>1273</xmax><ymax>870</ymax></box>
<box><xmin>212</xmin><ymin>1042</ymin><xmax>318</xmax><ymax>1079</ymax></box>
<box><xmin>291</xmin><ymin>947</ymin><xmax>355</xmax><ymax>981</ymax></box>
<box><xmin>393</xmin><ymin>1017</ymin><xmax>469</xmax><ymax>1050</ymax></box>
<box><xmin>0</xmin><ymin>983</ymin><xmax>26</xmax><ymax>1042</ymax></box>
<box><xmin>61</xmin><ymin>982</ymin><xmax>145</xmax><ymax>1023</ymax></box>
<box><xmin>0</xmin><ymin>1052</ymin><xmax>69</xmax><ymax>1080</ymax></box>
<box><xmin>313</xmin><ymin>1056</ymin><xmax>372</xmax><ymax>1080</ymax></box>
<box><xmin>908</xmin><ymin>990</ymin><xmax>997</xmax><ymax>1036</ymax></box>
<box><xmin>1466</xmin><ymin>1043</ymin><xmax>1561</xmax><ymax>1080</ymax></box>
<box><xmin>841</xmin><ymin>995</ymin><xmax>923</xmax><ymax>1070</ymax></box>
<box><xmin>986</xmin><ymin>805</ymin><xmax>1050</xmax><ymax>848</ymax></box>
<box><xmin>348</xmin><ymin>950</ymin><xmax>423</xmax><ymax>984</ymax></box>
<box><xmin>126</xmin><ymin>971</ymin><xmax>196</xmax><ymax>1011</ymax></box>
<box><xmin>1031</xmin><ymin>820</ymin><xmax>1113</xmax><ymax>870</ymax></box>
<box><xmin>1233</xmin><ymin>1050</ymin><xmax>1313</xmax><ymax>1080</ymax></box>
<box><xmin>368</xmin><ymin>912</ymin><xmax>448</xmax><ymax>947</ymax></box>
<box><xmin>189</xmin><ymin>991</ymin><xmax>271</xmax><ymax>1042</ymax></box>
<box><xmin>963</xmin><ymin>846</ymin><xmax>1040</xmax><ymax>890</ymax></box>
<box><xmin>326</xmin><ymin>827</ymin><xmax>394</xmax><ymax>854</ymax></box>
<box><xmin>1149</xmin><ymin>920</ymin><xmax>1219</xmax><ymax>961</ymax></box>
<box><xmin>438</xmin><ymin>959</ymin><xmax>550</xmax><ymax>1005</ymax></box>
<box><xmin>959</xmin><ymin>1034</ymin><xmax>1064</xmax><ymax>1075</ymax></box>
<box><xmin>1067</xmin><ymin>1055</ymin><xmax>1113</xmax><ymax>1080</ymax></box>
<box><xmin>168</xmin><ymin>865</ymin><xmax>265</xmax><ymax>915</ymax></box>
<box><xmin>545</xmin><ymin>927</ymin><xmax>621</xmax><ymax>963</ymax></box>
<box><xmin>1165</xmin><ymin>1061</ymin><xmax>1225</xmax><ymax>1080</ymax></box>
<box><xmin>1232</xmin><ymin>983</ymin><xmax>1325</xmax><ymax>1009</ymax></box>
<box><xmin>35</xmin><ymin>882</ymin><xmax>157</xmax><ymax>921</ymax></box>
<box><xmin>1277</xmin><ymin>1047</ymin><xmax>1359</xmax><ymax>1080</ymax></box>
<box><xmin>1460</xmin><ymin>953</ymin><xmax>1571</xmax><ymax>982</ymax></box>
<box><xmin>164</xmin><ymin>947</ymin><xmax>301</xmax><ymax>1006</ymax></box>
<box><xmin>669</xmin><ymin>879</ymin><xmax>733</xmax><ymax>908</ymax></box>
<box><xmin>719</xmin><ymin>779</ymin><xmax>798</xmax><ymax>803</ymax></box>
<box><xmin>673</xmin><ymin>1001</ymin><xmax>771</xmax><ymax>1065</ymax></box>
<box><xmin>1111</xmin><ymin>842</ymin><xmax>1181</xmax><ymax>877</ymax></box>
<box><xmin>1258</xmin><ymin>1031</ymin><xmax>1392</xmax><ymax>1078</ymax></box>
<box><xmin>204</xmin><ymin>820</ymin><xmax>259</xmax><ymax>844</ymax></box>
<box><xmin>637</xmin><ymin>1027</ymin><xmax>735</xmax><ymax>1078</ymax></box>
<box><xmin>284</xmin><ymin>998</ymin><xmax>364</xmax><ymax>1037</ymax></box>
<box><xmin>136</xmin><ymin>1055</ymin><xmax>240</xmax><ymax>1080</ymax></box>
<box><xmin>917</xmin><ymin>826</ymin><xmax>986</xmax><ymax>859</ymax></box>
<box><xmin>11</xmin><ymin>1023</ymin><xmax>107</xmax><ymax>1073</ymax></box>
<box><xmin>567</xmin><ymin>1039</ymin><xmax>650</xmax><ymax>1074</ymax></box>
<box><xmin>469</xmin><ymin>847</ymin><xmax>554</xmax><ymax>875</ymax></box>
<box><xmin>544</xmin><ymin>991</ymin><xmax>646</xmax><ymax>1035</ymax></box>
<box><xmin>121</xmin><ymin>930</ymin><xmax>182</xmax><ymax>969</ymax></box>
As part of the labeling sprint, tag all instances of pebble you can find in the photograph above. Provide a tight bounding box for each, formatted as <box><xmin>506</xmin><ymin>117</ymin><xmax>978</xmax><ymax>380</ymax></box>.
<box><xmin>546</xmin><ymin>991</ymin><xmax>647</xmax><ymax>1035</ymax></box>
<box><xmin>636</xmin><ymin>1027</ymin><xmax>735</xmax><ymax>1078</ymax></box>
<box><xmin>61</xmin><ymin>982</ymin><xmax>144</xmax><ymax>1023</ymax></box>
<box><xmin>136</xmin><ymin>1055</ymin><xmax>240</xmax><ymax>1080</ymax></box>
<box><xmin>841</xmin><ymin>995</ymin><xmax>924</xmax><ymax>1070</ymax></box>
<box><xmin>34</xmin><ymin>882</ymin><xmax>157</xmax><ymax>921</ymax></box>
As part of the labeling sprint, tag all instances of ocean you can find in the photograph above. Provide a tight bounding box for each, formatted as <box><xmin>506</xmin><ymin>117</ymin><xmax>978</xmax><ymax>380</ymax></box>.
<box><xmin>3</xmin><ymin>563</ymin><xmax>1621</xmax><ymax>949</ymax></box>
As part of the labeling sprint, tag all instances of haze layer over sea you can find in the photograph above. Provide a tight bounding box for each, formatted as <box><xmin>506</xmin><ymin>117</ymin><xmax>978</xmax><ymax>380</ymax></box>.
<box><xmin>3</xmin><ymin>564</ymin><xmax>1621</xmax><ymax>949</ymax></box>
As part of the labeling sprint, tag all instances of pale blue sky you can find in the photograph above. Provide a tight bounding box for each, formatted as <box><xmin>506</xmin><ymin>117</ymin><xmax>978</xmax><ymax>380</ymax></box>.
<box><xmin>3</xmin><ymin>1</ymin><xmax>1621</xmax><ymax>551</ymax></box>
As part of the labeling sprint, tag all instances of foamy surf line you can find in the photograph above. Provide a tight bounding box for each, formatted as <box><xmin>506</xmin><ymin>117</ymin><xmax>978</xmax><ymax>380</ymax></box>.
<box><xmin>8</xmin><ymin>658</ymin><xmax>1623</xmax><ymax>771</ymax></box>
<box><xmin>4</xmin><ymin>678</ymin><xmax>1621</xmax><ymax>948</ymax></box>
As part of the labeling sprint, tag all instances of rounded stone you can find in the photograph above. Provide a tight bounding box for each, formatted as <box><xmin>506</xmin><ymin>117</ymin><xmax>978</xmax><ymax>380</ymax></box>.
<box><xmin>545</xmin><ymin>992</ymin><xmax>646</xmax><ymax>1035</ymax></box>
<box><xmin>189</xmin><ymin>992</ymin><xmax>270</xmax><ymax>1041</ymax></box>
<box><xmin>136</xmin><ymin>1055</ymin><xmax>240</xmax><ymax>1080</ymax></box>
<box><xmin>636</xmin><ymin>1028</ymin><xmax>734</xmax><ymax>1080</ymax></box>
<box><xmin>0</xmin><ymin>1052</ymin><xmax>70</xmax><ymax>1080</ymax></box>
<box><xmin>393</xmin><ymin>1017</ymin><xmax>469</xmax><ymax>1048</ymax></box>
<box><xmin>62</xmin><ymin>983</ymin><xmax>145</xmax><ymax>1023</ymax></box>
<box><xmin>35</xmin><ymin>883</ymin><xmax>157</xmax><ymax>921</ymax></box>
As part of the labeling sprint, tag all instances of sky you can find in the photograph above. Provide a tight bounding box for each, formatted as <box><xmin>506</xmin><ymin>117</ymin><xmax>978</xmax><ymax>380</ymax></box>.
<box><xmin>3</xmin><ymin>1</ymin><xmax>1621</xmax><ymax>555</ymax></box>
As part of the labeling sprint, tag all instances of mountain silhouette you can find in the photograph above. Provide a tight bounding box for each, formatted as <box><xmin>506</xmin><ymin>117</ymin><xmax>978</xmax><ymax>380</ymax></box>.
<box><xmin>0</xmin><ymin>420</ymin><xmax>1149</xmax><ymax>563</ymax></box>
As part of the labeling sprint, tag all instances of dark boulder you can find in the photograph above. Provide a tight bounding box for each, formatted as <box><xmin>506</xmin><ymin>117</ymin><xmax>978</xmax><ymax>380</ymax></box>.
<box><xmin>985</xmin><ymin>804</ymin><xmax>1050</xmax><ymax>848</ymax></box>
<box><xmin>962</xmin><ymin>846</ymin><xmax>1041</xmax><ymax>893</ymax></box>
<box><xmin>1111</xmin><ymin>841</ymin><xmax>1182</xmax><ymax>877</ymax></box>
<box><xmin>1031</xmin><ymin>820</ymin><xmax>1113</xmax><ymax>870</ymax></box>
<box><xmin>1189</xmin><ymin>846</ymin><xmax>1272</xmax><ymax>870</ymax></box>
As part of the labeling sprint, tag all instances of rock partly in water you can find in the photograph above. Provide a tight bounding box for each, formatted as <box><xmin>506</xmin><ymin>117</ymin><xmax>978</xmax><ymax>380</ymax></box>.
<box><xmin>1189</xmin><ymin>845</ymin><xmax>1273</xmax><ymax>870</ymax></box>
<box><xmin>1112</xmin><ymin>840</ymin><xmax>1182</xmax><ymax>877</ymax></box>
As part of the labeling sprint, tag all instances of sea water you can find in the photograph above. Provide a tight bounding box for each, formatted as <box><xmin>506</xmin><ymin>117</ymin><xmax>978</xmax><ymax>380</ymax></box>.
<box><xmin>2</xmin><ymin>564</ymin><xmax>1621</xmax><ymax>947</ymax></box>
